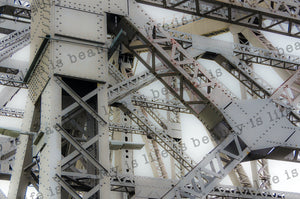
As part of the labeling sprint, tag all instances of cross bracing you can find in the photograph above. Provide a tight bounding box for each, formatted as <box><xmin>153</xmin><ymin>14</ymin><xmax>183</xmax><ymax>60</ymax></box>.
<box><xmin>0</xmin><ymin>0</ymin><xmax>300</xmax><ymax>199</ymax></box>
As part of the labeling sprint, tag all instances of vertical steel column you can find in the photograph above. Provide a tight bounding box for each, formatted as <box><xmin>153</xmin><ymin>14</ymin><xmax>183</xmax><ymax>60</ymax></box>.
<box><xmin>39</xmin><ymin>78</ymin><xmax>62</xmax><ymax>198</ymax></box>
<box><xmin>98</xmin><ymin>83</ymin><xmax>111</xmax><ymax>198</ymax></box>
<box><xmin>7</xmin><ymin>83</ymin><xmax>35</xmax><ymax>198</ymax></box>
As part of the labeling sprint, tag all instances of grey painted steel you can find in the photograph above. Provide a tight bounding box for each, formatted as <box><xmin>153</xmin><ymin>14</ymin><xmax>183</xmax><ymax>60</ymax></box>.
<box><xmin>0</xmin><ymin>107</ymin><xmax>24</xmax><ymax>118</ymax></box>
<box><xmin>3</xmin><ymin>0</ymin><xmax>300</xmax><ymax>198</ymax></box>
<box><xmin>118</xmin><ymin>98</ymin><xmax>197</xmax><ymax>171</ymax></box>
<box><xmin>54</xmin><ymin>76</ymin><xmax>107</xmax><ymax>125</ymax></box>
<box><xmin>162</xmin><ymin>134</ymin><xmax>250</xmax><ymax>199</ymax></box>
<box><xmin>0</xmin><ymin>87</ymin><xmax>19</xmax><ymax>107</ymax></box>
<box><xmin>62</xmin><ymin>70</ymin><xmax>156</xmax><ymax>117</ymax></box>
<box><xmin>108</xmin><ymin>71</ymin><xmax>156</xmax><ymax>104</ymax></box>
<box><xmin>0</xmin><ymin>76</ymin><xmax>27</xmax><ymax>88</ymax></box>
<box><xmin>233</xmin><ymin>44</ymin><xmax>300</xmax><ymax>70</ymax></box>
<box><xmin>55</xmin><ymin>124</ymin><xmax>108</xmax><ymax>174</ymax></box>
<box><xmin>53</xmin><ymin>174</ymin><xmax>82</xmax><ymax>199</ymax></box>
<box><xmin>131</xmin><ymin>94</ymin><xmax>190</xmax><ymax>113</ymax></box>
<box><xmin>60</xmin><ymin>134</ymin><xmax>101</xmax><ymax>170</ymax></box>
<box><xmin>111</xmin><ymin>175</ymin><xmax>300</xmax><ymax>198</ymax></box>
<box><xmin>137</xmin><ymin>0</ymin><xmax>300</xmax><ymax>39</ymax></box>
<box><xmin>0</xmin><ymin>27</ymin><xmax>31</xmax><ymax>62</ymax></box>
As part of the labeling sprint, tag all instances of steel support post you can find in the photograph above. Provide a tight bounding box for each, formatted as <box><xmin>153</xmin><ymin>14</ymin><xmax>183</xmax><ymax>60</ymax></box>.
<box><xmin>97</xmin><ymin>83</ymin><xmax>112</xmax><ymax>198</ymax></box>
<box><xmin>7</xmin><ymin>91</ymin><xmax>35</xmax><ymax>198</ymax></box>
<box><xmin>39</xmin><ymin>78</ymin><xmax>62</xmax><ymax>198</ymax></box>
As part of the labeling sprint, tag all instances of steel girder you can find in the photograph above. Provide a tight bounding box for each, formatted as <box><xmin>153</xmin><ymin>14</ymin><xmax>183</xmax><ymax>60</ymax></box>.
<box><xmin>0</xmin><ymin>18</ymin><xmax>29</xmax><ymax>34</ymax></box>
<box><xmin>0</xmin><ymin>66</ymin><xmax>18</xmax><ymax>74</ymax></box>
<box><xmin>109</xmin><ymin>123</ymin><xmax>146</xmax><ymax>135</ymax></box>
<box><xmin>233</xmin><ymin>44</ymin><xmax>300</xmax><ymax>71</ymax></box>
<box><xmin>109</xmin><ymin>58</ymin><xmax>168</xmax><ymax>178</ymax></box>
<box><xmin>111</xmin><ymin>174</ymin><xmax>300</xmax><ymax>198</ymax></box>
<box><xmin>0</xmin><ymin>27</ymin><xmax>31</xmax><ymax>62</ymax></box>
<box><xmin>201</xmin><ymin>53</ymin><xmax>273</xmax><ymax>98</ymax></box>
<box><xmin>0</xmin><ymin>76</ymin><xmax>27</xmax><ymax>88</ymax></box>
<box><xmin>111</xmin><ymin>2</ymin><xmax>300</xmax><ymax>197</ymax></box>
<box><xmin>167</xmin><ymin>28</ymin><xmax>300</xmax><ymax>72</ymax></box>
<box><xmin>108</xmin><ymin>71</ymin><xmax>156</xmax><ymax>105</ymax></box>
<box><xmin>140</xmin><ymin>106</ymin><xmax>169</xmax><ymax>130</ymax></box>
<box><xmin>0</xmin><ymin>94</ymin><xmax>190</xmax><ymax>119</ymax></box>
<box><xmin>0</xmin><ymin>107</ymin><xmax>24</xmax><ymax>118</ymax></box>
<box><xmin>118</xmin><ymin>17</ymin><xmax>232</xmax><ymax>131</ymax></box>
<box><xmin>162</xmin><ymin>134</ymin><xmax>250</xmax><ymax>198</ymax></box>
<box><xmin>160</xmin><ymin>28</ymin><xmax>300</xmax><ymax>125</ymax></box>
<box><xmin>0</xmin><ymin>0</ymin><xmax>30</xmax><ymax>19</ymax></box>
<box><xmin>0</xmin><ymin>26</ymin><xmax>30</xmax><ymax>49</ymax></box>
<box><xmin>108</xmin><ymin>63</ymin><xmax>127</xmax><ymax>83</ymax></box>
<box><xmin>271</xmin><ymin>69</ymin><xmax>300</xmax><ymax>110</ymax></box>
<box><xmin>61</xmin><ymin>70</ymin><xmax>156</xmax><ymax>117</ymax></box>
<box><xmin>209</xmin><ymin>185</ymin><xmax>300</xmax><ymax>199</ymax></box>
<box><xmin>136</xmin><ymin>0</ymin><xmax>300</xmax><ymax>39</ymax></box>
<box><xmin>117</xmin><ymin>98</ymin><xmax>197</xmax><ymax>171</ymax></box>
<box><xmin>131</xmin><ymin>94</ymin><xmax>190</xmax><ymax>113</ymax></box>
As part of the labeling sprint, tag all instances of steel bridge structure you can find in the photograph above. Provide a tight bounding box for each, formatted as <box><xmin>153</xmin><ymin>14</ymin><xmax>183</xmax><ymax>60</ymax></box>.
<box><xmin>0</xmin><ymin>0</ymin><xmax>300</xmax><ymax>198</ymax></box>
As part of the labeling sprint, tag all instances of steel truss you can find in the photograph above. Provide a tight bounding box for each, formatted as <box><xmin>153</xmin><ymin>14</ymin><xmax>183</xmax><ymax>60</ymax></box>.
<box><xmin>210</xmin><ymin>185</ymin><xmax>300</xmax><ymax>199</ymax></box>
<box><xmin>165</xmin><ymin>28</ymin><xmax>300</xmax><ymax>125</ymax></box>
<box><xmin>110</xmin><ymin>3</ymin><xmax>300</xmax><ymax>197</ymax></box>
<box><xmin>131</xmin><ymin>94</ymin><xmax>190</xmax><ymax>113</ymax></box>
<box><xmin>160</xmin><ymin>27</ymin><xmax>297</xmax><ymax>99</ymax></box>
<box><xmin>0</xmin><ymin>76</ymin><xmax>27</xmax><ymax>88</ymax></box>
<box><xmin>55</xmin><ymin>124</ymin><xmax>108</xmax><ymax>174</ymax></box>
<box><xmin>111</xmin><ymin>174</ymin><xmax>300</xmax><ymax>198</ymax></box>
<box><xmin>108</xmin><ymin>71</ymin><xmax>156</xmax><ymax>104</ymax></box>
<box><xmin>117</xmin><ymin>99</ymin><xmax>196</xmax><ymax>171</ymax></box>
<box><xmin>166</xmin><ymin>27</ymin><xmax>300</xmax><ymax>73</ymax></box>
<box><xmin>49</xmin><ymin>76</ymin><xmax>110</xmax><ymax>198</ymax></box>
<box><xmin>161</xmin><ymin>134</ymin><xmax>250</xmax><ymax>198</ymax></box>
<box><xmin>233</xmin><ymin>44</ymin><xmax>300</xmax><ymax>71</ymax></box>
<box><xmin>108</xmin><ymin>60</ymin><xmax>170</xmax><ymax>179</ymax></box>
<box><xmin>0</xmin><ymin>0</ymin><xmax>30</xmax><ymax>19</ymax></box>
<box><xmin>0</xmin><ymin>26</ymin><xmax>31</xmax><ymax>62</ymax></box>
<box><xmin>3</xmin><ymin>0</ymin><xmax>300</xmax><ymax>198</ymax></box>
<box><xmin>136</xmin><ymin>0</ymin><xmax>300</xmax><ymax>39</ymax></box>
<box><xmin>0</xmin><ymin>107</ymin><xmax>24</xmax><ymax>118</ymax></box>
<box><xmin>118</xmin><ymin>16</ymin><xmax>233</xmax><ymax>131</ymax></box>
<box><xmin>55</xmin><ymin>69</ymin><xmax>175</xmax><ymax>196</ymax></box>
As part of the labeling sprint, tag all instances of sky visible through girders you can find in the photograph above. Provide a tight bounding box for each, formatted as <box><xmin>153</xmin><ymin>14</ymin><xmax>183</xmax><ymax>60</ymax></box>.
<box><xmin>0</xmin><ymin>4</ymin><xmax>300</xmax><ymax>198</ymax></box>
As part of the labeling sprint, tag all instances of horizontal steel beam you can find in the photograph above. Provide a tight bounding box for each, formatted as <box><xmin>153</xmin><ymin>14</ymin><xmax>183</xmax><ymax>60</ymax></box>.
<box><xmin>0</xmin><ymin>1</ymin><xmax>30</xmax><ymax>19</ymax></box>
<box><xmin>233</xmin><ymin>44</ymin><xmax>300</xmax><ymax>71</ymax></box>
<box><xmin>137</xmin><ymin>0</ymin><xmax>300</xmax><ymax>39</ymax></box>
<box><xmin>131</xmin><ymin>94</ymin><xmax>190</xmax><ymax>113</ymax></box>
<box><xmin>0</xmin><ymin>77</ymin><xmax>27</xmax><ymax>88</ymax></box>
<box><xmin>0</xmin><ymin>107</ymin><xmax>24</xmax><ymax>118</ymax></box>
<box><xmin>166</xmin><ymin>28</ymin><xmax>300</xmax><ymax>71</ymax></box>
